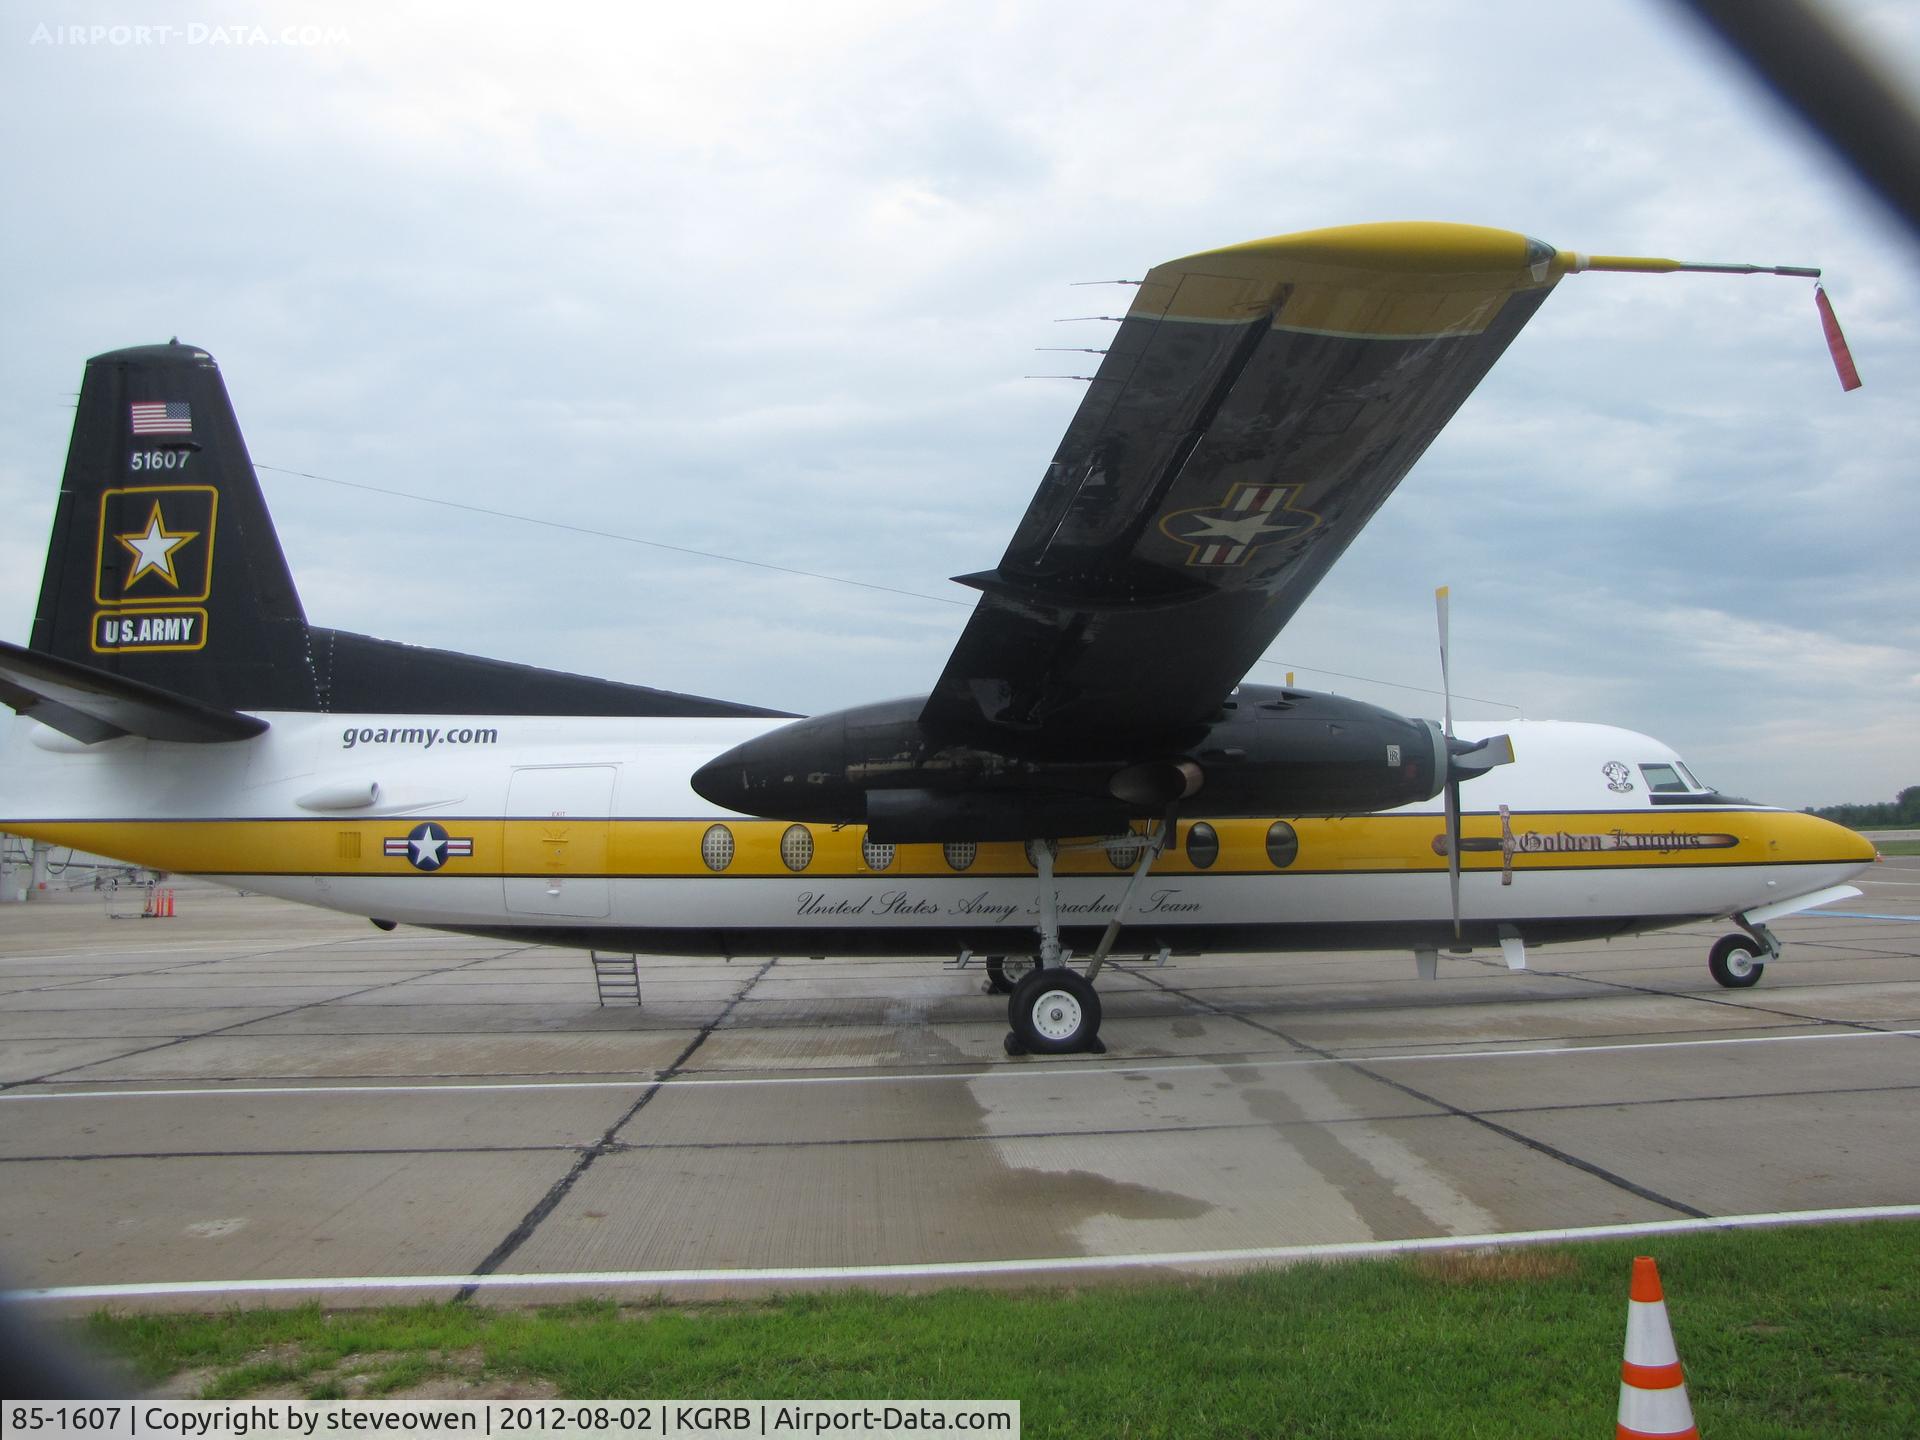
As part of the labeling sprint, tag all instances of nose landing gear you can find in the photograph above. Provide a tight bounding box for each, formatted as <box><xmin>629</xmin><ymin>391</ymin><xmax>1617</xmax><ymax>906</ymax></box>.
<box><xmin>1708</xmin><ymin>932</ymin><xmax>1767</xmax><ymax>988</ymax></box>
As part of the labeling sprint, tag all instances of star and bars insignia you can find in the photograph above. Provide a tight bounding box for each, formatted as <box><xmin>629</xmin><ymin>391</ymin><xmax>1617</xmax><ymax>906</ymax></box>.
<box><xmin>1159</xmin><ymin>482</ymin><xmax>1321</xmax><ymax>566</ymax></box>
<box><xmin>384</xmin><ymin>822</ymin><xmax>474</xmax><ymax>873</ymax></box>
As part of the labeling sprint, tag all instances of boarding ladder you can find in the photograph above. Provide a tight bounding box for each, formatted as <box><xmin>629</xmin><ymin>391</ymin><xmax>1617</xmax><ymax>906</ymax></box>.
<box><xmin>590</xmin><ymin>951</ymin><xmax>641</xmax><ymax>1007</ymax></box>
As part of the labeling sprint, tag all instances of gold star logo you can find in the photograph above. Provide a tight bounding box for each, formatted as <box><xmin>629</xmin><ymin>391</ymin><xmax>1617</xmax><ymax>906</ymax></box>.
<box><xmin>115</xmin><ymin>503</ymin><xmax>200</xmax><ymax>589</ymax></box>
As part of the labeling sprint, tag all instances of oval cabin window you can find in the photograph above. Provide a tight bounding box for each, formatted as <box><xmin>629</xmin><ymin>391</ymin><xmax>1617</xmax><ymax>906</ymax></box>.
<box><xmin>779</xmin><ymin>824</ymin><xmax>814</xmax><ymax>872</ymax></box>
<box><xmin>1185</xmin><ymin>822</ymin><xmax>1220</xmax><ymax>870</ymax></box>
<box><xmin>700</xmin><ymin>824</ymin><xmax>736</xmax><ymax>873</ymax></box>
<box><xmin>1265</xmin><ymin>821</ymin><xmax>1298</xmax><ymax>869</ymax></box>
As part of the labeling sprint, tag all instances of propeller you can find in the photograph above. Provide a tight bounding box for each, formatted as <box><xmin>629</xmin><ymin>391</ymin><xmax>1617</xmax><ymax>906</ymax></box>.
<box><xmin>1437</xmin><ymin>587</ymin><xmax>1461</xmax><ymax>939</ymax></box>
<box><xmin>1435</xmin><ymin>586</ymin><xmax>1516</xmax><ymax>943</ymax></box>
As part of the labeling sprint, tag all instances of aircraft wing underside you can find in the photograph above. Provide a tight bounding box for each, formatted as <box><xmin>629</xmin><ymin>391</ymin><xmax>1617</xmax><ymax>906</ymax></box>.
<box><xmin>923</xmin><ymin>223</ymin><xmax>1562</xmax><ymax>749</ymax></box>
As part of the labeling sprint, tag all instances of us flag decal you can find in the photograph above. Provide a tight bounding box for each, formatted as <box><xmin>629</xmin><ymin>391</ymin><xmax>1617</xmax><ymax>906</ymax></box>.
<box><xmin>130</xmin><ymin>401</ymin><xmax>193</xmax><ymax>435</ymax></box>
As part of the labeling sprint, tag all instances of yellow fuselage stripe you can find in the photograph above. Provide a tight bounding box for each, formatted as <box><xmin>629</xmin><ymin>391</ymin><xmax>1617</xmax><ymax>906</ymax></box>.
<box><xmin>4</xmin><ymin>811</ymin><xmax>1868</xmax><ymax>879</ymax></box>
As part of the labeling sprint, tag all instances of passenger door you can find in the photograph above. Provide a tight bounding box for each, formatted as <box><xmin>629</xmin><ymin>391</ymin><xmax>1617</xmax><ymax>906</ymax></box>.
<box><xmin>504</xmin><ymin>765</ymin><xmax>616</xmax><ymax>918</ymax></box>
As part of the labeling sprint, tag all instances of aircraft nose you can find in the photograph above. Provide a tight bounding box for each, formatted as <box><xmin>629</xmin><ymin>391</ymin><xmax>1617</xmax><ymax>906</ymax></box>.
<box><xmin>1822</xmin><ymin>815</ymin><xmax>1881</xmax><ymax>865</ymax></box>
<box><xmin>1762</xmin><ymin>810</ymin><xmax>1879</xmax><ymax>868</ymax></box>
<box><xmin>1743</xmin><ymin>806</ymin><xmax>1873</xmax><ymax>875</ymax></box>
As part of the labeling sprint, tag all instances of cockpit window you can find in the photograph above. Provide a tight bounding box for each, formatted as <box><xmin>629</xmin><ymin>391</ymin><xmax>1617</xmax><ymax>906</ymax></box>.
<box><xmin>1639</xmin><ymin>763</ymin><xmax>1691</xmax><ymax>794</ymax></box>
<box><xmin>1674</xmin><ymin>762</ymin><xmax>1702</xmax><ymax>790</ymax></box>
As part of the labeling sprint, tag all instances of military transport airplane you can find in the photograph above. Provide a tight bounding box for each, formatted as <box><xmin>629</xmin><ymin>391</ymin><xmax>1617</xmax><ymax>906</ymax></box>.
<box><xmin>0</xmin><ymin>222</ymin><xmax>1876</xmax><ymax>1056</ymax></box>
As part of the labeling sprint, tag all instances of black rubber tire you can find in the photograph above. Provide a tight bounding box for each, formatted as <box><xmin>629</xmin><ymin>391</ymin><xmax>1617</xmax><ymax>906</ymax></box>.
<box><xmin>1007</xmin><ymin>967</ymin><xmax>1103</xmax><ymax>1054</ymax></box>
<box><xmin>984</xmin><ymin>954</ymin><xmax>1034</xmax><ymax>995</ymax></box>
<box><xmin>1708</xmin><ymin>933</ymin><xmax>1766</xmax><ymax>988</ymax></box>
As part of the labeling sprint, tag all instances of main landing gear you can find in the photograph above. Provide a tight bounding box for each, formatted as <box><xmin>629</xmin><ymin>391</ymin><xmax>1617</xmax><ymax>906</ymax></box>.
<box><xmin>982</xmin><ymin>954</ymin><xmax>1035</xmax><ymax>995</ymax></box>
<box><xmin>1006</xmin><ymin>966</ymin><xmax>1104</xmax><ymax>1054</ymax></box>
<box><xmin>1000</xmin><ymin>821</ymin><xmax>1171</xmax><ymax>1057</ymax></box>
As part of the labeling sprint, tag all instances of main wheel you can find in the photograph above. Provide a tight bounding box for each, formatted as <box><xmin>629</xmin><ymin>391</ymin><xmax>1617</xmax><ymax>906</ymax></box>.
<box><xmin>1007</xmin><ymin>967</ymin><xmax>1102</xmax><ymax>1054</ymax></box>
<box><xmin>1708</xmin><ymin>933</ymin><xmax>1766</xmax><ymax>988</ymax></box>
<box><xmin>984</xmin><ymin>954</ymin><xmax>1034</xmax><ymax>995</ymax></box>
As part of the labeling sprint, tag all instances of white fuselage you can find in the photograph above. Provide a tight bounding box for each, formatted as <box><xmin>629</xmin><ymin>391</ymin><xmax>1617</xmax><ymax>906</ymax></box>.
<box><xmin>0</xmin><ymin>712</ymin><xmax>1875</xmax><ymax>959</ymax></box>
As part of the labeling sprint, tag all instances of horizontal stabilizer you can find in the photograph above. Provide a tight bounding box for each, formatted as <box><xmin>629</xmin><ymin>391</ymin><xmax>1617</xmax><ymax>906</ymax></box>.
<box><xmin>0</xmin><ymin>639</ymin><xmax>267</xmax><ymax>744</ymax></box>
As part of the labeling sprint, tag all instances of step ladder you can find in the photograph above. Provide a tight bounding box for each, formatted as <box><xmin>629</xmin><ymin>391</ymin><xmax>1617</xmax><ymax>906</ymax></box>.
<box><xmin>590</xmin><ymin>951</ymin><xmax>641</xmax><ymax>1007</ymax></box>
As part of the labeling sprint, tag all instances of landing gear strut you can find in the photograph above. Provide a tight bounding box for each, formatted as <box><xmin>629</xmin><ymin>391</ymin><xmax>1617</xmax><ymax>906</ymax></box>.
<box><xmin>1000</xmin><ymin>819</ymin><xmax>1171</xmax><ymax>1057</ymax></box>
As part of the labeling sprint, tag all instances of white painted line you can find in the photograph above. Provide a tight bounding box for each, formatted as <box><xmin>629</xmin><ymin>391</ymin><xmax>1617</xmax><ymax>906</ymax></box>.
<box><xmin>3</xmin><ymin>1027</ymin><xmax>1916</xmax><ymax>1103</ymax></box>
<box><xmin>8</xmin><ymin>1204</ymin><xmax>1919</xmax><ymax>1303</ymax></box>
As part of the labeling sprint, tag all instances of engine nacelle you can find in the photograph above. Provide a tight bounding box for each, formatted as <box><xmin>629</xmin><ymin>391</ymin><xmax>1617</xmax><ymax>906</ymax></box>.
<box><xmin>690</xmin><ymin>684</ymin><xmax>1451</xmax><ymax>842</ymax></box>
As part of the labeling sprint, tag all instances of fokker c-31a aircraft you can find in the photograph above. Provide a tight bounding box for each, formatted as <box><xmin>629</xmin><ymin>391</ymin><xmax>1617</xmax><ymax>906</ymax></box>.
<box><xmin>0</xmin><ymin>222</ymin><xmax>1875</xmax><ymax>1055</ymax></box>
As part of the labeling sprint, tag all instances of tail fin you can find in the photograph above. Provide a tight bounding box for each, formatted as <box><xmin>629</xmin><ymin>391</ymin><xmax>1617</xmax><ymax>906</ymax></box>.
<box><xmin>21</xmin><ymin>343</ymin><xmax>795</xmax><ymax>725</ymax></box>
<box><xmin>29</xmin><ymin>341</ymin><xmax>319</xmax><ymax>711</ymax></box>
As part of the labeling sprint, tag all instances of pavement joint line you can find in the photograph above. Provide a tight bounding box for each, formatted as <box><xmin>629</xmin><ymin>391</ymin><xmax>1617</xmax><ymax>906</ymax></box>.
<box><xmin>451</xmin><ymin>958</ymin><xmax>780</xmax><ymax>1301</ymax></box>
<box><xmin>15</xmin><ymin>1078</ymin><xmax>1920</xmax><ymax>1163</ymax></box>
<box><xmin>1134</xmin><ymin>969</ymin><xmax>1711</xmax><ymax>1219</ymax></box>
<box><xmin>0</xmin><ymin>1144</ymin><xmax>594</xmax><ymax>1163</ymax></box>
<box><xmin>5</xmin><ymin>1026</ymin><xmax>1916</xmax><ymax>1102</ymax></box>
<box><xmin>0</xmin><ymin>933</ymin><xmax>371</xmax><ymax>1000</ymax></box>
<box><xmin>0</xmin><ymin>947</ymin><xmax>527</xmax><ymax>1093</ymax></box>
<box><xmin>0</xmin><ymin>1008</ymin><xmax>1843</xmax><ymax>1056</ymax></box>
<box><xmin>10</xmin><ymin>1204</ymin><xmax>1920</xmax><ymax>1303</ymax></box>
<box><xmin>1521</xmin><ymin>964</ymin><xmax>1915</xmax><ymax>1039</ymax></box>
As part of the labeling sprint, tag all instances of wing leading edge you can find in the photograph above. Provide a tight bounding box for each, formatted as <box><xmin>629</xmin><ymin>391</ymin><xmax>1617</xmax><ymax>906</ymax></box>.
<box><xmin>924</xmin><ymin>222</ymin><xmax>1567</xmax><ymax>749</ymax></box>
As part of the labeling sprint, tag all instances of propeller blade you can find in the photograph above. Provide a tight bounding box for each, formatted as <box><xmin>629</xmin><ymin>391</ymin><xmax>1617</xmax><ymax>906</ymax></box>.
<box><xmin>1449</xmin><ymin>733</ymin><xmax>1516</xmax><ymax>775</ymax></box>
<box><xmin>1445</xmin><ymin>776</ymin><xmax>1462</xmax><ymax>941</ymax></box>
<box><xmin>1436</xmin><ymin>584</ymin><xmax>1461</xmax><ymax>939</ymax></box>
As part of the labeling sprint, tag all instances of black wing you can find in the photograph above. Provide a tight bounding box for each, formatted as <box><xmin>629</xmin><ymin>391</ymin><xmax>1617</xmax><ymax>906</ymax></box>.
<box><xmin>923</xmin><ymin>222</ymin><xmax>1565</xmax><ymax>748</ymax></box>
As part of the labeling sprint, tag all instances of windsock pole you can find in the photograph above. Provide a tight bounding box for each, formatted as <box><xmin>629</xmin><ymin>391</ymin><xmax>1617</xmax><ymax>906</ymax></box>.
<box><xmin>1567</xmin><ymin>254</ymin><xmax>1820</xmax><ymax>278</ymax></box>
<box><xmin>1562</xmin><ymin>250</ymin><xmax>1862</xmax><ymax>390</ymax></box>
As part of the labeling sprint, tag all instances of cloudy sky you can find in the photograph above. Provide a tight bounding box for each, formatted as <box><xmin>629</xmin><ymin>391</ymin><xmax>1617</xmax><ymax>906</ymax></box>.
<box><xmin>2</xmin><ymin>0</ymin><xmax>1915</xmax><ymax>809</ymax></box>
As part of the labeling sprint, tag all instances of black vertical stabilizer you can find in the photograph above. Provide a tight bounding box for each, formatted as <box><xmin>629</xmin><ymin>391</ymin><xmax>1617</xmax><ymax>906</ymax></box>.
<box><xmin>21</xmin><ymin>343</ymin><xmax>794</xmax><ymax>722</ymax></box>
<box><xmin>29</xmin><ymin>342</ymin><xmax>319</xmax><ymax>711</ymax></box>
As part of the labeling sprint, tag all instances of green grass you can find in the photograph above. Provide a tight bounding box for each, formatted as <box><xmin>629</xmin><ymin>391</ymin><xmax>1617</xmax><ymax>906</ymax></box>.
<box><xmin>74</xmin><ymin>1222</ymin><xmax>1920</xmax><ymax>1438</ymax></box>
<box><xmin>1868</xmin><ymin>839</ymin><xmax>1920</xmax><ymax>856</ymax></box>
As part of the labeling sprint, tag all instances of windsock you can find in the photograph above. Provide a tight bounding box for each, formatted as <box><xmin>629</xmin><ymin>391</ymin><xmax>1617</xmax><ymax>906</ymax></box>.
<box><xmin>1616</xmin><ymin>1255</ymin><xmax>1699</xmax><ymax>1439</ymax></box>
<box><xmin>1815</xmin><ymin>285</ymin><xmax>1862</xmax><ymax>391</ymax></box>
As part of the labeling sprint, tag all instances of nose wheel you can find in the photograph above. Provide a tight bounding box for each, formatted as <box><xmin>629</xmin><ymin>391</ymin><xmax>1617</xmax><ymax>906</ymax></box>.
<box><xmin>1709</xmin><ymin>932</ymin><xmax>1767</xmax><ymax>988</ymax></box>
<box><xmin>1004</xmin><ymin>966</ymin><xmax>1104</xmax><ymax>1055</ymax></box>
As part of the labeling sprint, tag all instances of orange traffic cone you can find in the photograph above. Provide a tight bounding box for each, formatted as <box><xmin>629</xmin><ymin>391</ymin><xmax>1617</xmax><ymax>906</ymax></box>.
<box><xmin>1617</xmin><ymin>1256</ymin><xmax>1699</xmax><ymax>1439</ymax></box>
